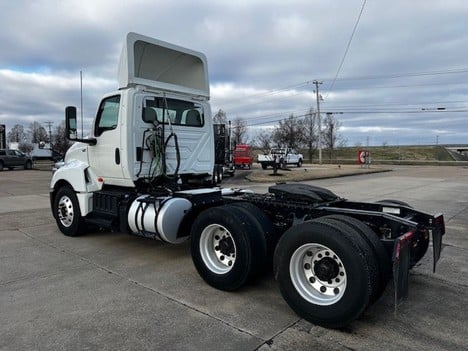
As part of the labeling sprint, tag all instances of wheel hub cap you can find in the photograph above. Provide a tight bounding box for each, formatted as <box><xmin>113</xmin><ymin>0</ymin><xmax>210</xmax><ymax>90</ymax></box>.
<box><xmin>57</xmin><ymin>195</ymin><xmax>74</xmax><ymax>227</ymax></box>
<box><xmin>314</xmin><ymin>257</ymin><xmax>339</xmax><ymax>281</ymax></box>
<box><xmin>290</xmin><ymin>243</ymin><xmax>347</xmax><ymax>305</ymax></box>
<box><xmin>200</xmin><ymin>224</ymin><xmax>236</xmax><ymax>274</ymax></box>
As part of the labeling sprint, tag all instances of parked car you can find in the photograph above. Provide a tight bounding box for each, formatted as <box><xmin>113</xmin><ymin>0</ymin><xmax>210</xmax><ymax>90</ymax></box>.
<box><xmin>0</xmin><ymin>149</ymin><xmax>33</xmax><ymax>171</ymax></box>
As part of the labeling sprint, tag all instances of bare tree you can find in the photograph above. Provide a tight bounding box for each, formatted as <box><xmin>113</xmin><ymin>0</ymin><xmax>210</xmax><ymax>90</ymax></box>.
<box><xmin>213</xmin><ymin>109</ymin><xmax>227</xmax><ymax>125</ymax></box>
<box><xmin>231</xmin><ymin>117</ymin><xmax>248</xmax><ymax>146</ymax></box>
<box><xmin>303</xmin><ymin>108</ymin><xmax>318</xmax><ymax>162</ymax></box>
<box><xmin>51</xmin><ymin>122</ymin><xmax>72</xmax><ymax>156</ymax></box>
<box><xmin>19</xmin><ymin>143</ymin><xmax>33</xmax><ymax>154</ymax></box>
<box><xmin>273</xmin><ymin>114</ymin><xmax>307</xmax><ymax>149</ymax></box>
<box><xmin>7</xmin><ymin>124</ymin><xmax>26</xmax><ymax>143</ymax></box>
<box><xmin>28</xmin><ymin>122</ymin><xmax>49</xmax><ymax>144</ymax></box>
<box><xmin>322</xmin><ymin>113</ymin><xmax>345</xmax><ymax>160</ymax></box>
<box><xmin>254</xmin><ymin>129</ymin><xmax>274</xmax><ymax>154</ymax></box>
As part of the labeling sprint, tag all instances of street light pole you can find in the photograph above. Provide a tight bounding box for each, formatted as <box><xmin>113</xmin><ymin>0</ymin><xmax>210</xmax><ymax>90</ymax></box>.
<box><xmin>313</xmin><ymin>80</ymin><xmax>323</xmax><ymax>164</ymax></box>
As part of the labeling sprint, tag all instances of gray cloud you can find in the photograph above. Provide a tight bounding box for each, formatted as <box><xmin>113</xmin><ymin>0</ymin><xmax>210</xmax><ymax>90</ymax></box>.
<box><xmin>0</xmin><ymin>0</ymin><xmax>467</xmax><ymax>146</ymax></box>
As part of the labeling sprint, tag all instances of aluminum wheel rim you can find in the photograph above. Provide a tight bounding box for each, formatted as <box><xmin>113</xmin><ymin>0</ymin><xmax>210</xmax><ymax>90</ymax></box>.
<box><xmin>57</xmin><ymin>195</ymin><xmax>74</xmax><ymax>228</ymax></box>
<box><xmin>290</xmin><ymin>243</ymin><xmax>347</xmax><ymax>306</ymax></box>
<box><xmin>199</xmin><ymin>224</ymin><xmax>236</xmax><ymax>274</ymax></box>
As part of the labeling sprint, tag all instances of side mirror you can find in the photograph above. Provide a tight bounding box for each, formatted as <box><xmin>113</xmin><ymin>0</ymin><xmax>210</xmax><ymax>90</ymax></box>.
<box><xmin>65</xmin><ymin>106</ymin><xmax>77</xmax><ymax>140</ymax></box>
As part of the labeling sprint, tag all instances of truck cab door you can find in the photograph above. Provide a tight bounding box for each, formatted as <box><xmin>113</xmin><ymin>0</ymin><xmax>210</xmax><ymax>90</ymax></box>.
<box><xmin>87</xmin><ymin>95</ymin><xmax>125</xmax><ymax>182</ymax></box>
<box><xmin>288</xmin><ymin>149</ymin><xmax>298</xmax><ymax>164</ymax></box>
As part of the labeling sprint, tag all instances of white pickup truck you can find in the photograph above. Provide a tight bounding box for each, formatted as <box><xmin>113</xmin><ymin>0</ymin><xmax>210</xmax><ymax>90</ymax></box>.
<box><xmin>257</xmin><ymin>147</ymin><xmax>303</xmax><ymax>169</ymax></box>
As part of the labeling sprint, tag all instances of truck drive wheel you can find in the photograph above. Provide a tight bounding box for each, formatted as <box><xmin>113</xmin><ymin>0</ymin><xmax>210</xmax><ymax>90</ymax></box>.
<box><xmin>53</xmin><ymin>186</ymin><xmax>88</xmax><ymax>237</ymax></box>
<box><xmin>229</xmin><ymin>202</ymin><xmax>278</xmax><ymax>269</ymax></box>
<box><xmin>319</xmin><ymin>215</ymin><xmax>390</xmax><ymax>302</ymax></box>
<box><xmin>297</xmin><ymin>159</ymin><xmax>303</xmax><ymax>167</ymax></box>
<box><xmin>190</xmin><ymin>205</ymin><xmax>268</xmax><ymax>291</ymax></box>
<box><xmin>261</xmin><ymin>163</ymin><xmax>267</xmax><ymax>170</ymax></box>
<box><xmin>273</xmin><ymin>219</ymin><xmax>377</xmax><ymax>328</ymax></box>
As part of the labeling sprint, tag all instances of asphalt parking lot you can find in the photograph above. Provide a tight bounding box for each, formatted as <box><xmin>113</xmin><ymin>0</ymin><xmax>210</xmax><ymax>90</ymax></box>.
<box><xmin>1</xmin><ymin>166</ymin><xmax>467</xmax><ymax>350</ymax></box>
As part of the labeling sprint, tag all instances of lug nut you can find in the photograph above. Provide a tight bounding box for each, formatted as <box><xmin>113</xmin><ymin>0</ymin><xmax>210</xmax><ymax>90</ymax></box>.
<box><xmin>320</xmin><ymin>286</ymin><xmax>327</xmax><ymax>293</ymax></box>
<box><xmin>304</xmin><ymin>263</ymin><xmax>311</xmax><ymax>270</ymax></box>
<box><xmin>334</xmin><ymin>288</ymin><xmax>339</xmax><ymax>294</ymax></box>
<box><xmin>220</xmin><ymin>255</ymin><xmax>224</xmax><ymax>261</ymax></box>
<box><xmin>309</xmin><ymin>277</ymin><xmax>316</xmax><ymax>283</ymax></box>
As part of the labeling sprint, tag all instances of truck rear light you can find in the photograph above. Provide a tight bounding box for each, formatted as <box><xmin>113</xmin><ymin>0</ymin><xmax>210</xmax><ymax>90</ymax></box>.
<box><xmin>393</xmin><ymin>231</ymin><xmax>414</xmax><ymax>260</ymax></box>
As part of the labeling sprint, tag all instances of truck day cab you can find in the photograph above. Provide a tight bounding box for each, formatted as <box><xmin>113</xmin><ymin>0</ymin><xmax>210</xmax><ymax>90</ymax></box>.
<box><xmin>50</xmin><ymin>33</ymin><xmax>445</xmax><ymax>328</ymax></box>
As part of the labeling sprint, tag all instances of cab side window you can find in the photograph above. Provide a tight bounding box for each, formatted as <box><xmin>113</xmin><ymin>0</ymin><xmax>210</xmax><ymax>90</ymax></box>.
<box><xmin>95</xmin><ymin>95</ymin><xmax>120</xmax><ymax>136</ymax></box>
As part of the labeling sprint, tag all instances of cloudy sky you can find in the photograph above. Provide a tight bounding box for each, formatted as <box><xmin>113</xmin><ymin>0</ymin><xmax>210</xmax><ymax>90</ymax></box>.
<box><xmin>1</xmin><ymin>0</ymin><xmax>467</xmax><ymax>146</ymax></box>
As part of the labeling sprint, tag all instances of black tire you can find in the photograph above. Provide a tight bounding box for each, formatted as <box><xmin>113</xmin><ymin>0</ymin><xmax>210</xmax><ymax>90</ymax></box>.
<box><xmin>297</xmin><ymin>159</ymin><xmax>303</xmax><ymax>167</ymax></box>
<box><xmin>190</xmin><ymin>205</ymin><xmax>268</xmax><ymax>291</ymax></box>
<box><xmin>53</xmin><ymin>186</ymin><xmax>88</xmax><ymax>237</ymax></box>
<box><xmin>24</xmin><ymin>160</ymin><xmax>32</xmax><ymax>170</ymax></box>
<box><xmin>261</xmin><ymin>163</ymin><xmax>267</xmax><ymax>170</ymax></box>
<box><xmin>274</xmin><ymin>219</ymin><xmax>377</xmax><ymax>328</ymax></box>
<box><xmin>0</xmin><ymin>161</ymin><xmax>3</xmax><ymax>171</ymax></box>
<box><xmin>229</xmin><ymin>202</ymin><xmax>278</xmax><ymax>268</ymax></box>
<box><xmin>319</xmin><ymin>215</ymin><xmax>391</xmax><ymax>302</ymax></box>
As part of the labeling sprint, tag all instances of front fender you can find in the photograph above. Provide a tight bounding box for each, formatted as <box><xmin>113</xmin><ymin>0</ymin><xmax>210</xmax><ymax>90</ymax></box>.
<box><xmin>50</xmin><ymin>159</ymin><xmax>99</xmax><ymax>217</ymax></box>
<box><xmin>50</xmin><ymin>159</ymin><xmax>90</xmax><ymax>192</ymax></box>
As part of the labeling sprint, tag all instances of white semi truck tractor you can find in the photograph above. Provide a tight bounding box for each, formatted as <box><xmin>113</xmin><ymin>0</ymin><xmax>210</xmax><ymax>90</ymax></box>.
<box><xmin>50</xmin><ymin>33</ymin><xmax>445</xmax><ymax>328</ymax></box>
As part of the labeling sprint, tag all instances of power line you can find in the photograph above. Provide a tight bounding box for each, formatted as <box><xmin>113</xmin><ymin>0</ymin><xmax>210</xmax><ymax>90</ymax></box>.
<box><xmin>325</xmin><ymin>0</ymin><xmax>367</xmax><ymax>97</ymax></box>
<box><xmin>216</xmin><ymin>67</ymin><xmax>468</xmax><ymax>111</ymax></box>
<box><xmin>244</xmin><ymin>107</ymin><xmax>468</xmax><ymax>128</ymax></box>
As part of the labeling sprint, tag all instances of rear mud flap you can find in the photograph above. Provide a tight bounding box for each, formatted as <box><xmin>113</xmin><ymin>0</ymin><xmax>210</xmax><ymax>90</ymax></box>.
<box><xmin>392</xmin><ymin>231</ymin><xmax>413</xmax><ymax>311</ymax></box>
<box><xmin>432</xmin><ymin>214</ymin><xmax>445</xmax><ymax>273</ymax></box>
<box><xmin>393</xmin><ymin>215</ymin><xmax>445</xmax><ymax>312</ymax></box>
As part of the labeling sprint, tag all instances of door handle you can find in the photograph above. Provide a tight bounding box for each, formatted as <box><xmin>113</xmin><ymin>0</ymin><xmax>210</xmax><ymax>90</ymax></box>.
<box><xmin>115</xmin><ymin>148</ymin><xmax>120</xmax><ymax>165</ymax></box>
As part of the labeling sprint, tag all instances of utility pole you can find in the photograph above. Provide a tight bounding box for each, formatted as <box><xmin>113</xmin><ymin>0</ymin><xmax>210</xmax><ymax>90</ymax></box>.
<box><xmin>80</xmin><ymin>70</ymin><xmax>84</xmax><ymax>139</ymax></box>
<box><xmin>313</xmin><ymin>80</ymin><xmax>323</xmax><ymax>164</ymax></box>
<box><xmin>45</xmin><ymin>121</ymin><xmax>54</xmax><ymax>144</ymax></box>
